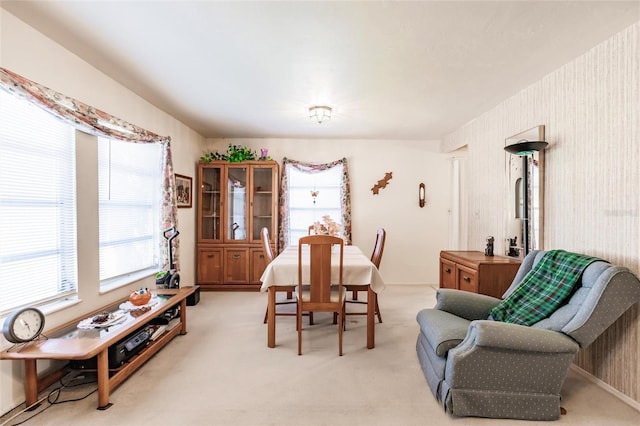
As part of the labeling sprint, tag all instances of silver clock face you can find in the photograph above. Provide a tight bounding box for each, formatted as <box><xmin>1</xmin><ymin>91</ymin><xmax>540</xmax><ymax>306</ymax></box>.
<box><xmin>3</xmin><ymin>308</ymin><xmax>45</xmax><ymax>343</ymax></box>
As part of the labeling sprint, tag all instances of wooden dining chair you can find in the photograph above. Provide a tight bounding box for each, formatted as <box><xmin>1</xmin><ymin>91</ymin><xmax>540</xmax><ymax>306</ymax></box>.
<box><xmin>344</xmin><ymin>228</ymin><xmax>386</xmax><ymax>323</ymax></box>
<box><xmin>297</xmin><ymin>235</ymin><xmax>346</xmax><ymax>356</ymax></box>
<box><xmin>261</xmin><ymin>227</ymin><xmax>296</xmax><ymax>323</ymax></box>
<box><xmin>308</xmin><ymin>224</ymin><xmax>316</xmax><ymax>235</ymax></box>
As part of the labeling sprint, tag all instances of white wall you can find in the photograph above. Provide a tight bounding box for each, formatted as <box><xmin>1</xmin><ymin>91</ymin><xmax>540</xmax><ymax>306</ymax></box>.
<box><xmin>0</xmin><ymin>10</ymin><xmax>203</xmax><ymax>413</ymax></box>
<box><xmin>204</xmin><ymin>138</ymin><xmax>451</xmax><ymax>285</ymax></box>
<box><xmin>442</xmin><ymin>22</ymin><xmax>640</xmax><ymax>403</ymax></box>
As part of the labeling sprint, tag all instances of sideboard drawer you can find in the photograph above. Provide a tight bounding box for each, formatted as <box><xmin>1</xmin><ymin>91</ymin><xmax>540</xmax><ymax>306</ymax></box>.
<box><xmin>457</xmin><ymin>264</ymin><xmax>478</xmax><ymax>293</ymax></box>
<box><xmin>440</xmin><ymin>258</ymin><xmax>457</xmax><ymax>289</ymax></box>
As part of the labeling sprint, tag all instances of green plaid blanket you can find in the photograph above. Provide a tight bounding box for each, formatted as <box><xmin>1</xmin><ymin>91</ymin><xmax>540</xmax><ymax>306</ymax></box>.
<box><xmin>489</xmin><ymin>250</ymin><xmax>600</xmax><ymax>326</ymax></box>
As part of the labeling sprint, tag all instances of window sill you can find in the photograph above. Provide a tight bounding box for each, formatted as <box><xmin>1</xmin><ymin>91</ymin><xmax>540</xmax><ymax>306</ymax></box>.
<box><xmin>41</xmin><ymin>297</ymin><xmax>82</xmax><ymax>315</ymax></box>
<box><xmin>100</xmin><ymin>268</ymin><xmax>157</xmax><ymax>295</ymax></box>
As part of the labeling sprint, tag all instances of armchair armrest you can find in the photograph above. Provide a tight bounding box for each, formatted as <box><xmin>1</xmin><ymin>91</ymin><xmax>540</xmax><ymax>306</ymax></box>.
<box><xmin>461</xmin><ymin>320</ymin><xmax>580</xmax><ymax>353</ymax></box>
<box><xmin>444</xmin><ymin>320</ymin><xmax>580</xmax><ymax>414</ymax></box>
<box><xmin>436</xmin><ymin>289</ymin><xmax>501</xmax><ymax>321</ymax></box>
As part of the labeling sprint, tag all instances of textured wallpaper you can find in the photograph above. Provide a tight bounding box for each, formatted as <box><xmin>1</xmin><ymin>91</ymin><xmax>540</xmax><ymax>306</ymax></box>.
<box><xmin>443</xmin><ymin>22</ymin><xmax>639</xmax><ymax>403</ymax></box>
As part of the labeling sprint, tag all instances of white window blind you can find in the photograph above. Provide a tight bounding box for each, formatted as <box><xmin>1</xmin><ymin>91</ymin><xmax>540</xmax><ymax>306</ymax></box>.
<box><xmin>287</xmin><ymin>164</ymin><xmax>343</xmax><ymax>246</ymax></box>
<box><xmin>98</xmin><ymin>138</ymin><xmax>162</xmax><ymax>284</ymax></box>
<box><xmin>0</xmin><ymin>90</ymin><xmax>78</xmax><ymax>315</ymax></box>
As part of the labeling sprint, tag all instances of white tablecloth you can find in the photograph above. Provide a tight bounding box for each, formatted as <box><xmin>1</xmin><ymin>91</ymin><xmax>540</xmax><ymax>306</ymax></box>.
<box><xmin>259</xmin><ymin>245</ymin><xmax>385</xmax><ymax>293</ymax></box>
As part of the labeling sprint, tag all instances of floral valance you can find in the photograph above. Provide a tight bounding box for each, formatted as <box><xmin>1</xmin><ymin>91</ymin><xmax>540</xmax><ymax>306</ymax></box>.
<box><xmin>283</xmin><ymin>157</ymin><xmax>347</xmax><ymax>174</ymax></box>
<box><xmin>0</xmin><ymin>67</ymin><xmax>179</xmax><ymax>270</ymax></box>
<box><xmin>279</xmin><ymin>157</ymin><xmax>352</xmax><ymax>248</ymax></box>
<box><xmin>0</xmin><ymin>67</ymin><xmax>169</xmax><ymax>143</ymax></box>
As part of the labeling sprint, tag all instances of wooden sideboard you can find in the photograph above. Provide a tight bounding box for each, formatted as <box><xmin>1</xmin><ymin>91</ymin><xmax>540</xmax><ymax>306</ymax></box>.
<box><xmin>439</xmin><ymin>251</ymin><xmax>521</xmax><ymax>299</ymax></box>
<box><xmin>0</xmin><ymin>287</ymin><xmax>195</xmax><ymax>410</ymax></box>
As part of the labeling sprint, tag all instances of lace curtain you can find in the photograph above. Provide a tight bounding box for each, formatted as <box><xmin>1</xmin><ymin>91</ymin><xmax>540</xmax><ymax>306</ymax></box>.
<box><xmin>0</xmin><ymin>67</ymin><xmax>179</xmax><ymax>270</ymax></box>
<box><xmin>279</xmin><ymin>157</ymin><xmax>352</xmax><ymax>249</ymax></box>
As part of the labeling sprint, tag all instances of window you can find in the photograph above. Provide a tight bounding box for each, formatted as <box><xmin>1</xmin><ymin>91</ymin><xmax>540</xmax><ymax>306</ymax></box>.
<box><xmin>98</xmin><ymin>138</ymin><xmax>162</xmax><ymax>286</ymax></box>
<box><xmin>286</xmin><ymin>163</ymin><xmax>343</xmax><ymax>246</ymax></box>
<box><xmin>0</xmin><ymin>90</ymin><xmax>77</xmax><ymax>314</ymax></box>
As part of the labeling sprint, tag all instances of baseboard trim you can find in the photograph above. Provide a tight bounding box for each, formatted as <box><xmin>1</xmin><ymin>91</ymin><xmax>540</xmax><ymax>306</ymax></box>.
<box><xmin>570</xmin><ymin>364</ymin><xmax>640</xmax><ymax>412</ymax></box>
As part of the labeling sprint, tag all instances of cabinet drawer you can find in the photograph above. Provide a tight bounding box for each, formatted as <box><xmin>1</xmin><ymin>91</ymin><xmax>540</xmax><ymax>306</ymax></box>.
<box><xmin>224</xmin><ymin>248</ymin><xmax>250</xmax><ymax>284</ymax></box>
<box><xmin>457</xmin><ymin>264</ymin><xmax>478</xmax><ymax>293</ymax></box>
<box><xmin>440</xmin><ymin>258</ymin><xmax>457</xmax><ymax>289</ymax></box>
<box><xmin>197</xmin><ymin>248</ymin><xmax>223</xmax><ymax>284</ymax></box>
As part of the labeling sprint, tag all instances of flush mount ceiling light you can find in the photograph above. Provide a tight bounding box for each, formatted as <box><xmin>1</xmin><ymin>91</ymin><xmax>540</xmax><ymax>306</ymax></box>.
<box><xmin>309</xmin><ymin>105</ymin><xmax>332</xmax><ymax>124</ymax></box>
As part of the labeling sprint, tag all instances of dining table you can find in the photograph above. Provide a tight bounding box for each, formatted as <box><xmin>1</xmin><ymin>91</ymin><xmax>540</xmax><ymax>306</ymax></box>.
<box><xmin>260</xmin><ymin>244</ymin><xmax>386</xmax><ymax>349</ymax></box>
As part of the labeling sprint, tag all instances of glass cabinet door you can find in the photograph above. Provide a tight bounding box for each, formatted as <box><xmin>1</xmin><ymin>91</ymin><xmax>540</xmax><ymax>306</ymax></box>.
<box><xmin>251</xmin><ymin>166</ymin><xmax>274</xmax><ymax>241</ymax></box>
<box><xmin>200</xmin><ymin>166</ymin><xmax>222</xmax><ymax>241</ymax></box>
<box><xmin>226</xmin><ymin>166</ymin><xmax>248</xmax><ymax>241</ymax></box>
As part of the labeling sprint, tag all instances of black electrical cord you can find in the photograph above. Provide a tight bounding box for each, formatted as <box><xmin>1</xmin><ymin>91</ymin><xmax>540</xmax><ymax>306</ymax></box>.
<box><xmin>5</xmin><ymin>373</ymin><xmax>97</xmax><ymax>426</ymax></box>
<box><xmin>47</xmin><ymin>374</ymin><xmax>97</xmax><ymax>405</ymax></box>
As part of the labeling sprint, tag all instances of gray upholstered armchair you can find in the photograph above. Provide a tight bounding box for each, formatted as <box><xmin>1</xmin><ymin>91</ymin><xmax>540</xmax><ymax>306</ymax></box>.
<box><xmin>416</xmin><ymin>250</ymin><xmax>640</xmax><ymax>421</ymax></box>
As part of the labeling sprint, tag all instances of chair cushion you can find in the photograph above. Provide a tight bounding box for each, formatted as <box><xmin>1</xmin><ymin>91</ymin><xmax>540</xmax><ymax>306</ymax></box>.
<box><xmin>416</xmin><ymin>309</ymin><xmax>470</xmax><ymax>357</ymax></box>
<box><xmin>296</xmin><ymin>285</ymin><xmax>345</xmax><ymax>303</ymax></box>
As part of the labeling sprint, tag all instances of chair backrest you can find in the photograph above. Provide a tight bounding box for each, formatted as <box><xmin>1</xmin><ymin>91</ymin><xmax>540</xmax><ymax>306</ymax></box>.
<box><xmin>370</xmin><ymin>228</ymin><xmax>386</xmax><ymax>269</ymax></box>
<box><xmin>298</xmin><ymin>235</ymin><xmax>344</xmax><ymax>304</ymax></box>
<box><xmin>504</xmin><ymin>250</ymin><xmax>640</xmax><ymax>347</ymax></box>
<box><xmin>260</xmin><ymin>227</ymin><xmax>274</xmax><ymax>264</ymax></box>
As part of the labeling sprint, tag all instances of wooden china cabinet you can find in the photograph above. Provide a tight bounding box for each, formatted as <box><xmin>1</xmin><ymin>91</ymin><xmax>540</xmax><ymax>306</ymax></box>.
<box><xmin>197</xmin><ymin>160</ymin><xmax>279</xmax><ymax>290</ymax></box>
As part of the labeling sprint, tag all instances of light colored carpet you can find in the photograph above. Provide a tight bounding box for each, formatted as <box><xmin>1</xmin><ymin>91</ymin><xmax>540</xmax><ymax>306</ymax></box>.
<box><xmin>2</xmin><ymin>285</ymin><xmax>639</xmax><ymax>425</ymax></box>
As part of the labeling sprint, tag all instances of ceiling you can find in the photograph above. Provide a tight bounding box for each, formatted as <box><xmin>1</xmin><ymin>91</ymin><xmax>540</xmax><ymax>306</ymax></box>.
<box><xmin>2</xmin><ymin>1</ymin><xmax>639</xmax><ymax>140</ymax></box>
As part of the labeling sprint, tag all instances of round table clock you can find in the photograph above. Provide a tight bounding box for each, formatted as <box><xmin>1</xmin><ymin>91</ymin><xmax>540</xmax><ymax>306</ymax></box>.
<box><xmin>2</xmin><ymin>307</ymin><xmax>45</xmax><ymax>343</ymax></box>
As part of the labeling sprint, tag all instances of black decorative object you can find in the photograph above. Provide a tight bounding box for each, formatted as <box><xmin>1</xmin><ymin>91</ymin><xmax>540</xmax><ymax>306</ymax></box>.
<box><xmin>507</xmin><ymin>236</ymin><xmax>520</xmax><ymax>258</ymax></box>
<box><xmin>484</xmin><ymin>236</ymin><xmax>495</xmax><ymax>256</ymax></box>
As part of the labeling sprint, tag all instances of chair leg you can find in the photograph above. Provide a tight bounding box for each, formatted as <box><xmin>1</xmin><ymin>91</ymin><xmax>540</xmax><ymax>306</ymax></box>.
<box><xmin>297</xmin><ymin>307</ymin><xmax>303</xmax><ymax>356</ymax></box>
<box><xmin>296</xmin><ymin>312</ymin><xmax>313</xmax><ymax>331</ymax></box>
<box><xmin>338</xmin><ymin>306</ymin><xmax>344</xmax><ymax>356</ymax></box>
<box><xmin>341</xmin><ymin>293</ymin><xmax>383</xmax><ymax>324</ymax></box>
<box><xmin>343</xmin><ymin>306</ymin><xmax>347</xmax><ymax>331</ymax></box>
<box><xmin>333</xmin><ymin>312</ymin><xmax>347</xmax><ymax>331</ymax></box>
<box><xmin>265</xmin><ymin>304</ymin><xmax>303</xmax><ymax>325</ymax></box>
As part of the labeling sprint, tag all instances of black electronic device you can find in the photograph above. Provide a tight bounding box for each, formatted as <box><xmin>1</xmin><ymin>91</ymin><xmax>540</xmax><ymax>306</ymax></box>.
<box><xmin>70</xmin><ymin>325</ymin><xmax>153</xmax><ymax>370</ymax></box>
<box><xmin>149</xmin><ymin>306</ymin><xmax>180</xmax><ymax>326</ymax></box>
<box><xmin>187</xmin><ymin>285</ymin><xmax>200</xmax><ymax>306</ymax></box>
<box><xmin>123</xmin><ymin>327</ymin><xmax>152</xmax><ymax>352</ymax></box>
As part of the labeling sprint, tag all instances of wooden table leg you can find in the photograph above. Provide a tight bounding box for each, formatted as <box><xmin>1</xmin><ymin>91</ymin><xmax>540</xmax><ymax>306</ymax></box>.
<box><xmin>96</xmin><ymin>349</ymin><xmax>112</xmax><ymax>410</ymax></box>
<box><xmin>179</xmin><ymin>298</ymin><xmax>188</xmax><ymax>335</ymax></box>
<box><xmin>23</xmin><ymin>359</ymin><xmax>38</xmax><ymax>407</ymax></box>
<box><xmin>367</xmin><ymin>287</ymin><xmax>376</xmax><ymax>349</ymax></box>
<box><xmin>267</xmin><ymin>287</ymin><xmax>276</xmax><ymax>348</ymax></box>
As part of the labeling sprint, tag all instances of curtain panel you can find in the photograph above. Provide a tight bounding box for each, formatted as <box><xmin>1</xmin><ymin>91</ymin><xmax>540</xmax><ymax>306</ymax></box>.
<box><xmin>279</xmin><ymin>157</ymin><xmax>352</xmax><ymax>250</ymax></box>
<box><xmin>0</xmin><ymin>67</ymin><xmax>179</xmax><ymax>270</ymax></box>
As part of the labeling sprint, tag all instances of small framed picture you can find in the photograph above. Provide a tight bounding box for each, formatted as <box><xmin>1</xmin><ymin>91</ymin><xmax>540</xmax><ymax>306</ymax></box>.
<box><xmin>175</xmin><ymin>174</ymin><xmax>192</xmax><ymax>208</ymax></box>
